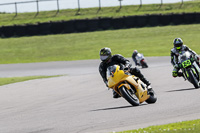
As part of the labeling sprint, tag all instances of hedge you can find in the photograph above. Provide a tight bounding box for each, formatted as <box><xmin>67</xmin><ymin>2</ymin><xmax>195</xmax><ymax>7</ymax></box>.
<box><xmin>0</xmin><ymin>12</ymin><xmax>200</xmax><ymax>38</ymax></box>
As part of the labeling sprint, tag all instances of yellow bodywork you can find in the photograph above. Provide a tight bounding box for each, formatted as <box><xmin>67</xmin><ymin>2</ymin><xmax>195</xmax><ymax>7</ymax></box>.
<box><xmin>107</xmin><ymin>65</ymin><xmax>150</xmax><ymax>103</ymax></box>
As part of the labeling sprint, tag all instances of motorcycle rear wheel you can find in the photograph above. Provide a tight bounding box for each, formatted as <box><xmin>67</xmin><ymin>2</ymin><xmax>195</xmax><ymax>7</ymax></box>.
<box><xmin>141</xmin><ymin>61</ymin><xmax>148</xmax><ymax>68</ymax></box>
<box><xmin>119</xmin><ymin>86</ymin><xmax>140</xmax><ymax>106</ymax></box>
<box><xmin>146</xmin><ymin>89</ymin><xmax>157</xmax><ymax>104</ymax></box>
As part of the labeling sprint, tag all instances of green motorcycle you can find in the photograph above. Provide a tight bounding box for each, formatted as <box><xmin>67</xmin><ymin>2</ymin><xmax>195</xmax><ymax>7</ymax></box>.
<box><xmin>178</xmin><ymin>51</ymin><xmax>200</xmax><ymax>88</ymax></box>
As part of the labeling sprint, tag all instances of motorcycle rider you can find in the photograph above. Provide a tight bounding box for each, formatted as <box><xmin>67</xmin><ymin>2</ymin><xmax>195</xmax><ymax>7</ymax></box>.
<box><xmin>132</xmin><ymin>50</ymin><xmax>139</xmax><ymax>66</ymax></box>
<box><xmin>99</xmin><ymin>47</ymin><xmax>152</xmax><ymax>98</ymax></box>
<box><xmin>171</xmin><ymin>38</ymin><xmax>200</xmax><ymax>77</ymax></box>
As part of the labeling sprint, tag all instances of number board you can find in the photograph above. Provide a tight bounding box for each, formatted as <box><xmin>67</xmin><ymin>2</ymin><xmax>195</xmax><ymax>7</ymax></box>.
<box><xmin>182</xmin><ymin>60</ymin><xmax>191</xmax><ymax>68</ymax></box>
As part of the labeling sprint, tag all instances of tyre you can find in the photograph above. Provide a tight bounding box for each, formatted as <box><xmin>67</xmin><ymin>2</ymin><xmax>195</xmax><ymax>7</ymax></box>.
<box><xmin>146</xmin><ymin>89</ymin><xmax>157</xmax><ymax>104</ymax></box>
<box><xmin>188</xmin><ymin>69</ymin><xmax>199</xmax><ymax>88</ymax></box>
<box><xmin>141</xmin><ymin>60</ymin><xmax>148</xmax><ymax>68</ymax></box>
<box><xmin>119</xmin><ymin>86</ymin><xmax>140</xmax><ymax>106</ymax></box>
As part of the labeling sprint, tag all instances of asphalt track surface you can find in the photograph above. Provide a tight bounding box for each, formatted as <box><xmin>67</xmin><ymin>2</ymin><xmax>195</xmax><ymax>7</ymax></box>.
<box><xmin>0</xmin><ymin>56</ymin><xmax>200</xmax><ymax>133</ymax></box>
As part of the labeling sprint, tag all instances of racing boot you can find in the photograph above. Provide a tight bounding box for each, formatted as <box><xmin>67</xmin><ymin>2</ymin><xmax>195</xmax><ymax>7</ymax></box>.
<box><xmin>140</xmin><ymin>77</ymin><xmax>152</xmax><ymax>91</ymax></box>
<box><xmin>130</xmin><ymin>67</ymin><xmax>152</xmax><ymax>90</ymax></box>
<box><xmin>140</xmin><ymin>76</ymin><xmax>151</xmax><ymax>86</ymax></box>
<box><xmin>141</xmin><ymin>77</ymin><xmax>150</xmax><ymax>86</ymax></box>
<box><xmin>113</xmin><ymin>90</ymin><xmax>121</xmax><ymax>99</ymax></box>
<box><xmin>177</xmin><ymin>72</ymin><xmax>183</xmax><ymax>77</ymax></box>
<box><xmin>178</xmin><ymin>72</ymin><xmax>187</xmax><ymax>80</ymax></box>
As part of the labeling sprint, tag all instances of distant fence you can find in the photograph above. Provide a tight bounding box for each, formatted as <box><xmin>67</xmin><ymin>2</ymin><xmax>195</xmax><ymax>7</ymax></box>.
<box><xmin>0</xmin><ymin>12</ymin><xmax>200</xmax><ymax>38</ymax></box>
<box><xmin>0</xmin><ymin>0</ymin><xmax>60</xmax><ymax>15</ymax></box>
<box><xmin>0</xmin><ymin>0</ymin><xmax>186</xmax><ymax>14</ymax></box>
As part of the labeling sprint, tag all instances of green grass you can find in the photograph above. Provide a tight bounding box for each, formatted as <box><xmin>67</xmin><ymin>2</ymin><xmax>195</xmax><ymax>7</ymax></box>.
<box><xmin>0</xmin><ymin>24</ymin><xmax>199</xmax><ymax>64</ymax></box>
<box><xmin>0</xmin><ymin>1</ymin><xmax>200</xmax><ymax>26</ymax></box>
<box><xmin>116</xmin><ymin>119</ymin><xmax>200</xmax><ymax>133</ymax></box>
<box><xmin>0</xmin><ymin>75</ymin><xmax>63</xmax><ymax>86</ymax></box>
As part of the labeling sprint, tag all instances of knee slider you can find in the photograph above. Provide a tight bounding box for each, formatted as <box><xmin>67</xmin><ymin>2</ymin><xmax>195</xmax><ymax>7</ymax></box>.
<box><xmin>172</xmin><ymin>71</ymin><xmax>178</xmax><ymax>77</ymax></box>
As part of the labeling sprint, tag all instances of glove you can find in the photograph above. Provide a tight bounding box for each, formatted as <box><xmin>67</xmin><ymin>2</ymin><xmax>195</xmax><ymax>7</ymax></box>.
<box><xmin>125</xmin><ymin>63</ymin><xmax>131</xmax><ymax>68</ymax></box>
<box><xmin>124</xmin><ymin>67</ymin><xmax>129</xmax><ymax>71</ymax></box>
<box><xmin>124</xmin><ymin>66</ymin><xmax>130</xmax><ymax>71</ymax></box>
<box><xmin>124</xmin><ymin>63</ymin><xmax>132</xmax><ymax>71</ymax></box>
<box><xmin>172</xmin><ymin>71</ymin><xmax>178</xmax><ymax>77</ymax></box>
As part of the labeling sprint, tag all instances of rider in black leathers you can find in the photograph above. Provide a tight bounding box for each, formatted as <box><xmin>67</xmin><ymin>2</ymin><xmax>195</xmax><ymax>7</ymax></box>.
<box><xmin>99</xmin><ymin>47</ymin><xmax>151</xmax><ymax>98</ymax></box>
<box><xmin>171</xmin><ymin>38</ymin><xmax>200</xmax><ymax>77</ymax></box>
<box><xmin>132</xmin><ymin>50</ymin><xmax>139</xmax><ymax>66</ymax></box>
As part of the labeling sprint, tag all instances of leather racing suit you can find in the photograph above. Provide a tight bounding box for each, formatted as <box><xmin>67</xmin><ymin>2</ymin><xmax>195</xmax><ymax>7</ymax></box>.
<box><xmin>171</xmin><ymin>45</ymin><xmax>200</xmax><ymax>77</ymax></box>
<box><xmin>99</xmin><ymin>54</ymin><xmax>150</xmax><ymax>87</ymax></box>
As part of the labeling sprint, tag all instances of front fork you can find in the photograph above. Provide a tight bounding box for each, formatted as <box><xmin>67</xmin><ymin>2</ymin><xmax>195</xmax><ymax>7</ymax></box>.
<box><xmin>182</xmin><ymin>69</ymin><xmax>187</xmax><ymax>80</ymax></box>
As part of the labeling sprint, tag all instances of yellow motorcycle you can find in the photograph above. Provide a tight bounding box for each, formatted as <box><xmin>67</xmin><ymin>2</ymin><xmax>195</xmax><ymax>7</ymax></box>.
<box><xmin>107</xmin><ymin>65</ymin><xmax>157</xmax><ymax>106</ymax></box>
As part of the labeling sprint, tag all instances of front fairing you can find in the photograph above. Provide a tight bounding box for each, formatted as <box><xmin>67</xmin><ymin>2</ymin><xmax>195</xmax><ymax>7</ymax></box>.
<box><xmin>178</xmin><ymin>51</ymin><xmax>191</xmax><ymax>64</ymax></box>
<box><xmin>107</xmin><ymin>65</ymin><xmax>129</xmax><ymax>88</ymax></box>
<box><xmin>178</xmin><ymin>51</ymin><xmax>200</xmax><ymax>81</ymax></box>
<box><xmin>178</xmin><ymin>51</ymin><xmax>194</xmax><ymax>70</ymax></box>
<box><xmin>135</xmin><ymin>53</ymin><xmax>144</xmax><ymax>61</ymax></box>
<box><xmin>107</xmin><ymin>65</ymin><xmax>150</xmax><ymax>103</ymax></box>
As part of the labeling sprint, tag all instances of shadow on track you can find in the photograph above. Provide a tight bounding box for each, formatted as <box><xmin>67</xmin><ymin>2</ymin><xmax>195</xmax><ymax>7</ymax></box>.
<box><xmin>166</xmin><ymin>88</ymin><xmax>197</xmax><ymax>92</ymax></box>
<box><xmin>91</xmin><ymin>104</ymin><xmax>148</xmax><ymax>112</ymax></box>
<box><xmin>91</xmin><ymin>105</ymin><xmax>133</xmax><ymax>111</ymax></box>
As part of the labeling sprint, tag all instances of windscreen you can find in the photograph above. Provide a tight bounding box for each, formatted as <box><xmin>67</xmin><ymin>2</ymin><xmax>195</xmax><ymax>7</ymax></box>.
<box><xmin>178</xmin><ymin>51</ymin><xmax>191</xmax><ymax>62</ymax></box>
<box><xmin>106</xmin><ymin>65</ymin><xmax>117</xmax><ymax>79</ymax></box>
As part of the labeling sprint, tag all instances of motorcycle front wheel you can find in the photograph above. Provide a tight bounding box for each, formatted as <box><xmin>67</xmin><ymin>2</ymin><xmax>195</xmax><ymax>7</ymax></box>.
<box><xmin>188</xmin><ymin>69</ymin><xmax>199</xmax><ymax>89</ymax></box>
<box><xmin>119</xmin><ymin>86</ymin><xmax>140</xmax><ymax>106</ymax></box>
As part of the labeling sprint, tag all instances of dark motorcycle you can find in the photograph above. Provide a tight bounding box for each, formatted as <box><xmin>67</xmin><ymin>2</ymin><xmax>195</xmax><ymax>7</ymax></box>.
<box><xmin>135</xmin><ymin>53</ymin><xmax>148</xmax><ymax>68</ymax></box>
<box><xmin>178</xmin><ymin>51</ymin><xmax>200</xmax><ymax>88</ymax></box>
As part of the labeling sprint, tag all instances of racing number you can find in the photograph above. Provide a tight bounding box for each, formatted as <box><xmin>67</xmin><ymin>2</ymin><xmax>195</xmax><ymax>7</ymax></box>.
<box><xmin>182</xmin><ymin>60</ymin><xmax>191</xmax><ymax>68</ymax></box>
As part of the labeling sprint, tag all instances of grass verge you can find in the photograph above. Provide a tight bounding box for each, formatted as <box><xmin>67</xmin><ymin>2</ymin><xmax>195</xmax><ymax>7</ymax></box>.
<box><xmin>0</xmin><ymin>75</ymin><xmax>63</xmax><ymax>86</ymax></box>
<box><xmin>0</xmin><ymin>1</ymin><xmax>200</xmax><ymax>26</ymax></box>
<box><xmin>116</xmin><ymin>119</ymin><xmax>200</xmax><ymax>133</ymax></box>
<box><xmin>0</xmin><ymin>24</ymin><xmax>199</xmax><ymax>64</ymax></box>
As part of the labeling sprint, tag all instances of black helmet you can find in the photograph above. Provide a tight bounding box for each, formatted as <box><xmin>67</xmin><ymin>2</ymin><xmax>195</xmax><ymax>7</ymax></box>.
<box><xmin>173</xmin><ymin>38</ymin><xmax>183</xmax><ymax>50</ymax></box>
<box><xmin>133</xmin><ymin>50</ymin><xmax>138</xmax><ymax>56</ymax></box>
<box><xmin>99</xmin><ymin>47</ymin><xmax>112</xmax><ymax>61</ymax></box>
